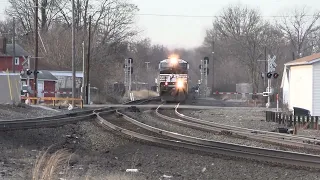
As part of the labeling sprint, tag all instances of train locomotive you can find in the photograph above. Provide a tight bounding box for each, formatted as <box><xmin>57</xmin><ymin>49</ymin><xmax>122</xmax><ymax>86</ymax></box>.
<box><xmin>157</xmin><ymin>55</ymin><xmax>189</xmax><ymax>103</ymax></box>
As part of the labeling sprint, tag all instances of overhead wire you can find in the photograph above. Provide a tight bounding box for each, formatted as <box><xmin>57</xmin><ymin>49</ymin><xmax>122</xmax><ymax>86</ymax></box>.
<box><xmin>134</xmin><ymin>13</ymin><xmax>317</xmax><ymax>18</ymax></box>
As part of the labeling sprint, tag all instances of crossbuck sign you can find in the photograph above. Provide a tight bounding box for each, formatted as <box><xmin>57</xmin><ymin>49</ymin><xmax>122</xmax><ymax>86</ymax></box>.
<box><xmin>267</xmin><ymin>55</ymin><xmax>277</xmax><ymax>72</ymax></box>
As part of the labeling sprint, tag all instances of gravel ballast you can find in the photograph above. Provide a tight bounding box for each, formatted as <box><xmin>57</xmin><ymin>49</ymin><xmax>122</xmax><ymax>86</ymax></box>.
<box><xmin>180</xmin><ymin>108</ymin><xmax>280</xmax><ymax>131</ymax></box>
<box><xmin>1</xmin><ymin>120</ymin><xmax>320</xmax><ymax>180</ymax></box>
<box><xmin>1</xmin><ymin>100</ymin><xmax>320</xmax><ymax>179</ymax></box>
<box><xmin>180</xmin><ymin>107</ymin><xmax>320</xmax><ymax>138</ymax></box>
<box><xmin>0</xmin><ymin>103</ymin><xmax>91</xmax><ymax>120</ymax></box>
<box><xmin>126</xmin><ymin>110</ymin><xmax>320</xmax><ymax>155</ymax></box>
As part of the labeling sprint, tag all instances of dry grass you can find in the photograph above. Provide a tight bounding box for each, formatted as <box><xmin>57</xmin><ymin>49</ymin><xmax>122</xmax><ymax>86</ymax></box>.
<box><xmin>32</xmin><ymin>147</ymin><xmax>72</xmax><ymax>180</ymax></box>
<box><xmin>31</xmin><ymin>147</ymin><xmax>143</xmax><ymax>180</ymax></box>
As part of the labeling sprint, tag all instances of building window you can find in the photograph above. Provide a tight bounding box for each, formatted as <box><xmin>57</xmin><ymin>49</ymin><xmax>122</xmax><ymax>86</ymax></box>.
<box><xmin>15</xmin><ymin>57</ymin><xmax>19</xmax><ymax>65</ymax></box>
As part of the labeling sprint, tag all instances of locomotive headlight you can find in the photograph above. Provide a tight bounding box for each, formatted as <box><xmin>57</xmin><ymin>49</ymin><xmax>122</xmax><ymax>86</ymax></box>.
<box><xmin>170</xmin><ymin>58</ymin><xmax>178</xmax><ymax>65</ymax></box>
<box><xmin>176</xmin><ymin>79</ymin><xmax>184</xmax><ymax>89</ymax></box>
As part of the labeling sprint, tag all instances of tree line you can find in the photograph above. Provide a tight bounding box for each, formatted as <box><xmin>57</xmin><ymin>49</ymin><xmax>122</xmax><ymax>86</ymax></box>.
<box><xmin>0</xmin><ymin>2</ymin><xmax>319</xmax><ymax>101</ymax></box>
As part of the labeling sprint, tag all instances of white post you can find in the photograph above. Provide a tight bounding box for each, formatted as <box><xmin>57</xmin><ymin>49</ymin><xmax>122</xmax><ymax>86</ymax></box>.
<box><xmin>88</xmin><ymin>83</ymin><xmax>91</xmax><ymax>104</ymax></box>
<box><xmin>276</xmin><ymin>93</ymin><xmax>279</xmax><ymax>112</ymax></box>
<box><xmin>129</xmin><ymin>60</ymin><xmax>132</xmax><ymax>92</ymax></box>
<box><xmin>82</xmin><ymin>41</ymin><xmax>85</xmax><ymax>100</ymax></box>
<box><xmin>267</xmin><ymin>78</ymin><xmax>271</xmax><ymax>108</ymax></box>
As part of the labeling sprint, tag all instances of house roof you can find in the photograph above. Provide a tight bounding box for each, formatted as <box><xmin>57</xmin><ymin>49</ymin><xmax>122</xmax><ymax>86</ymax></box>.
<box><xmin>285</xmin><ymin>53</ymin><xmax>320</xmax><ymax>66</ymax></box>
<box><xmin>0</xmin><ymin>44</ymin><xmax>30</xmax><ymax>57</ymax></box>
<box><xmin>21</xmin><ymin>70</ymin><xmax>58</xmax><ymax>81</ymax></box>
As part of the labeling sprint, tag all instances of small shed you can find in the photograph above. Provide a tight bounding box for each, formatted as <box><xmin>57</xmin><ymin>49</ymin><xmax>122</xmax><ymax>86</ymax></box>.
<box><xmin>281</xmin><ymin>53</ymin><xmax>320</xmax><ymax>116</ymax></box>
<box><xmin>21</xmin><ymin>70</ymin><xmax>58</xmax><ymax>98</ymax></box>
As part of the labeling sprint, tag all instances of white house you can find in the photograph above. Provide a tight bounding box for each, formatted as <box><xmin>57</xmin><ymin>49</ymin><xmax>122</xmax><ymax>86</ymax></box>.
<box><xmin>281</xmin><ymin>53</ymin><xmax>320</xmax><ymax>116</ymax></box>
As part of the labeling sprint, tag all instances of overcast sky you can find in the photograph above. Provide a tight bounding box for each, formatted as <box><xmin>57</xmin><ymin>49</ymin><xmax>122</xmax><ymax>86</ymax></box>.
<box><xmin>1</xmin><ymin>0</ymin><xmax>319</xmax><ymax>49</ymax></box>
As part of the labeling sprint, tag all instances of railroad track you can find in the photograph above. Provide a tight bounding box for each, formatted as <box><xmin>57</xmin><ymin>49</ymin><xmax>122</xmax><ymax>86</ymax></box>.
<box><xmin>0</xmin><ymin>98</ymin><xmax>158</xmax><ymax>131</ymax></box>
<box><xmin>95</xmin><ymin>102</ymin><xmax>320</xmax><ymax>170</ymax></box>
<box><xmin>173</xmin><ymin>103</ymin><xmax>320</xmax><ymax>147</ymax></box>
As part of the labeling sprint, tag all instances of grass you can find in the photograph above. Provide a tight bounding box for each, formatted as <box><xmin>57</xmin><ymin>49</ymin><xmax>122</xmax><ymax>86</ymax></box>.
<box><xmin>31</xmin><ymin>147</ymin><xmax>142</xmax><ymax>180</ymax></box>
<box><xmin>32</xmin><ymin>147</ymin><xmax>72</xmax><ymax>180</ymax></box>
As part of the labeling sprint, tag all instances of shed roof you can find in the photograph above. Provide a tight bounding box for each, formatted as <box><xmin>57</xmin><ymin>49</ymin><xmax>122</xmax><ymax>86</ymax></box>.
<box><xmin>21</xmin><ymin>70</ymin><xmax>58</xmax><ymax>81</ymax></box>
<box><xmin>0</xmin><ymin>44</ymin><xmax>30</xmax><ymax>57</ymax></box>
<box><xmin>285</xmin><ymin>53</ymin><xmax>320</xmax><ymax>66</ymax></box>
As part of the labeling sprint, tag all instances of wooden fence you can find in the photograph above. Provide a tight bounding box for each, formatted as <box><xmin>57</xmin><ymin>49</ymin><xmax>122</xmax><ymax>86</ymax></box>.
<box><xmin>266</xmin><ymin>111</ymin><xmax>320</xmax><ymax>130</ymax></box>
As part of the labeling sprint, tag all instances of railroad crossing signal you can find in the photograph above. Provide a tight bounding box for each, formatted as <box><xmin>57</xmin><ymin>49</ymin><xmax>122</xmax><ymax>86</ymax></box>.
<box><xmin>199</xmin><ymin>57</ymin><xmax>209</xmax><ymax>97</ymax></box>
<box><xmin>124</xmin><ymin>58</ymin><xmax>133</xmax><ymax>94</ymax></box>
<box><xmin>267</xmin><ymin>55</ymin><xmax>277</xmax><ymax>72</ymax></box>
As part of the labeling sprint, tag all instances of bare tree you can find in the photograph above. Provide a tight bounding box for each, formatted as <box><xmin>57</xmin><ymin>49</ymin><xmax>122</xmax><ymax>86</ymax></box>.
<box><xmin>211</xmin><ymin>5</ymin><xmax>268</xmax><ymax>92</ymax></box>
<box><xmin>277</xmin><ymin>7</ymin><xmax>320</xmax><ymax>58</ymax></box>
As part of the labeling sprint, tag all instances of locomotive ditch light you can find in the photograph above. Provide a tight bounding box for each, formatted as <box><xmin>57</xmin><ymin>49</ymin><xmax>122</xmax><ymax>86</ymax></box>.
<box><xmin>273</xmin><ymin>73</ymin><xmax>279</xmax><ymax>79</ymax></box>
<box><xmin>176</xmin><ymin>79</ymin><xmax>184</xmax><ymax>89</ymax></box>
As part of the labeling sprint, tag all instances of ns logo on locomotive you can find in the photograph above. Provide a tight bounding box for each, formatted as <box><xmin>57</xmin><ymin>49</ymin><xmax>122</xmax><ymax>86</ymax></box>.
<box><xmin>157</xmin><ymin>54</ymin><xmax>189</xmax><ymax>103</ymax></box>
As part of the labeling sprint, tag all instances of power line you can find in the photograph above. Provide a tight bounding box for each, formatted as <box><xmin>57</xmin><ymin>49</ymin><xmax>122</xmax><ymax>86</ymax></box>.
<box><xmin>135</xmin><ymin>13</ymin><xmax>317</xmax><ymax>18</ymax></box>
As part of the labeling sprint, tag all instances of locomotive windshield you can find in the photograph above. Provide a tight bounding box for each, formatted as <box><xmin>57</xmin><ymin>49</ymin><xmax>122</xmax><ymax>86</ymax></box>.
<box><xmin>159</xmin><ymin>62</ymin><xmax>188</xmax><ymax>74</ymax></box>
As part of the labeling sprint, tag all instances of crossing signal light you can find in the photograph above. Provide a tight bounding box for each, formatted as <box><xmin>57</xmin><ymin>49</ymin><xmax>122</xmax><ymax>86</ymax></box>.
<box><xmin>273</xmin><ymin>73</ymin><xmax>279</xmax><ymax>79</ymax></box>
<box><xmin>267</xmin><ymin>72</ymin><xmax>272</xmax><ymax>78</ymax></box>
<box><xmin>26</xmin><ymin>69</ymin><xmax>32</xmax><ymax>75</ymax></box>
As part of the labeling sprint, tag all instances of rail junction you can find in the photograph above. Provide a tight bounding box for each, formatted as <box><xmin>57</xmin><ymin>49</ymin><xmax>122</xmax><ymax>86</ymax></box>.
<box><xmin>1</xmin><ymin>97</ymin><xmax>320</xmax><ymax>170</ymax></box>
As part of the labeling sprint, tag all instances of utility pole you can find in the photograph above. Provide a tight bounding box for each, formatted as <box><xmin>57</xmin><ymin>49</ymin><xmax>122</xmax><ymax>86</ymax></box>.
<box><xmin>72</xmin><ymin>0</ymin><xmax>76</xmax><ymax>106</ymax></box>
<box><xmin>145</xmin><ymin>61</ymin><xmax>150</xmax><ymax>97</ymax></box>
<box><xmin>199</xmin><ymin>57</ymin><xmax>209</xmax><ymax>97</ymax></box>
<box><xmin>12</xmin><ymin>17</ymin><xmax>15</xmax><ymax>73</ymax></box>
<box><xmin>34</xmin><ymin>0</ymin><xmax>39</xmax><ymax>101</ymax></box>
<box><xmin>86</xmin><ymin>15</ymin><xmax>91</xmax><ymax>104</ymax></box>
<box><xmin>124</xmin><ymin>58</ymin><xmax>133</xmax><ymax>96</ymax></box>
<box><xmin>264</xmin><ymin>47</ymin><xmax>267</xmax><ymax>88</ymax></box>
<box><xmin>82</xmin><ymin>41</ymin><xmax>85</xmax><ymax>101</ymax></box>
<box><xmin>211</xmin><ymin>39</ymin><xmax>214</xmax><ymax>92</ymax></box>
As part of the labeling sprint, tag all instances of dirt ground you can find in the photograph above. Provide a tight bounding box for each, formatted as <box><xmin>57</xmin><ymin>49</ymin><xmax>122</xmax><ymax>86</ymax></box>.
<box><xmin>1</xmin><ymin>103</ymin><xmax>320</xmax><ymax>180</ymax></box>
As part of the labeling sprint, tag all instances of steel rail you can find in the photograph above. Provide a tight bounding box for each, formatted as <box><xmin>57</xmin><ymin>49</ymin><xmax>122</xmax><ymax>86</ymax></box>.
<box><xmin>0</xmin><ymin>97</ymin><xmax>159</xmax><ymax>131</ymax></box>
<box><xmin>175</xmin><ymin>104</ymin><xmax>320</xmax><ymax>144</ymax></box>
<box><xmin>0</xmin><ymin>109</ymin><xmax>94</xmax><ymax>122</ymax></box>
<box><xmin>96</xmin><ymin>108</ymin><xmax>320</xmax><ymax>169</ymax></box>
<box><xmin>155</xmin><ymin>105</ymin><xmax>320</xmax><ymax>151</ymax></box>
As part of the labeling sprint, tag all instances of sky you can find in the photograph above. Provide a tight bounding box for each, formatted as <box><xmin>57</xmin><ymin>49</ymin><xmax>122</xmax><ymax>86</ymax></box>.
<box><xmin>1</xmin><ymin>0</ymin><xmax>320</xmax><ymax>49</ymax></box>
